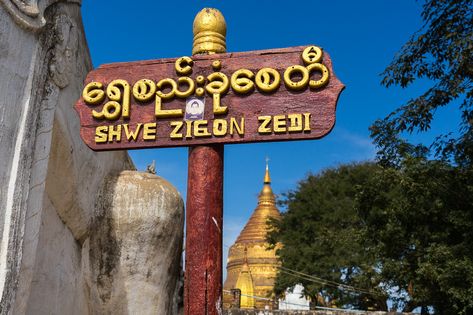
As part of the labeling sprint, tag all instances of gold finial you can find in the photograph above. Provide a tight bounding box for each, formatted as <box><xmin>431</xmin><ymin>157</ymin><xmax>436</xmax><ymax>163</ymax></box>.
<box><xmin>193</xmin><ymin>8</ymin><xmax>227</xmax><ymax>55</ymax></box>
<box><xmin>264</xmin><ymin>157</ymin><xmax>271</xmax><ymax>184</ymax></box>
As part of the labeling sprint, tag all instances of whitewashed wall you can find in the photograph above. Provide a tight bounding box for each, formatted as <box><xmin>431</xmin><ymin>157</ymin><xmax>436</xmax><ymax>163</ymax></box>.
<box><xmin>0</xmin><ymin>2</ymin><xmax>183</xmax><ymax>314</ymax></box>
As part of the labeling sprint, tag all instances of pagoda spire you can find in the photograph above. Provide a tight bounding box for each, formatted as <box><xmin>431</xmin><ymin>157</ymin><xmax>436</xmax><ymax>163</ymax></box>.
<box><xmin>264</xmin><ymin>157</ymin><xmax>271</xmax><ymax>184</ymax></box>
<box><xmin>223</xmin><ymin>159</ymin><xmax>281</xmax><ymax>309</ymax></box>
<box><xmin>259</xmin><ymin>158</ymin><xmax>275</xmax><ymax>206</ymax></box>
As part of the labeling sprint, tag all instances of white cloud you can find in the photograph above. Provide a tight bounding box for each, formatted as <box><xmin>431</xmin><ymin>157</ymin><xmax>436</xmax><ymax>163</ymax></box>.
<box><xmin>334</xmin><ymin>128</ymin><xmax>376</xmax><ymax>160</ymax></box>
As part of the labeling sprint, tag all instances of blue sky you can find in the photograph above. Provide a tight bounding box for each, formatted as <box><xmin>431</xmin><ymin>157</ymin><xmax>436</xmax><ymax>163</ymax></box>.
<box><xmin>81</xmin><ymin>0</ymin><xmax>459</xmax><ymax>274</ymax></box>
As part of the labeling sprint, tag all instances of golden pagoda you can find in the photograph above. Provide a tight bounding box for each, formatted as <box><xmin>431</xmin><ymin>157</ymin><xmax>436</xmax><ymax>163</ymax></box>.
<box><xmin>223</xmin><ymin>163</ymin><xmax>281</xmax><ymax>309</ymax></box>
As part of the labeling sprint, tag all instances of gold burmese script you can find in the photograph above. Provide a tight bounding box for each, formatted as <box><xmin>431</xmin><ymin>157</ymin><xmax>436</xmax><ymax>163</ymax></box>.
<box><xmin>82</xmin><ymin>46</ymin><xmax>329</xmax><ymax>143</ymax></box>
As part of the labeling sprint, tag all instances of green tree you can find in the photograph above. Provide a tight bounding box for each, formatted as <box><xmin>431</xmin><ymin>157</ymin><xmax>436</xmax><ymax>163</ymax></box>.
<box><xmin>365</xmin><ymin>1</ymin><xmax>473</xmax><ymax>313</ymax></box>
<box><xmin>269</xmin><ymin>159</ymin><xmax>473</xmax><ymax>313</ymax></box>
<box><xmin>372</xmin><ymin>0</ymin><xmax>473</xmax><ymax>166</ymax></box>
<box><xmin>357</xmin><ymin>156</ymin><xmax>473</xmax><ymax>314</ymax></box>
<box><xmin>269</xmin><ymin>1</ymin><xmax>473</xmax><ymax>313</ymax></box>
<box><xmin>267</xmin><ymin>163</ymin><xmax>388</xmax><ymax>310</ymax></box>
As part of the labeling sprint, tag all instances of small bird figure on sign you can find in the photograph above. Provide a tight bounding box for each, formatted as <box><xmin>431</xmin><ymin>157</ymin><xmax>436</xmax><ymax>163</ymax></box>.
<box><xmin>146</xmin><ymin>160</ymin><xmax>156</xmax><ymax>175</ymax></box>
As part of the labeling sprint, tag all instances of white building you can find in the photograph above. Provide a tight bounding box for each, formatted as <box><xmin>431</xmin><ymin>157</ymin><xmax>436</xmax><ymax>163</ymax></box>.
<box><xmin>279</xmin><ymin>284</ymin><xmax>311</xmax><ymax>310</ymax></box>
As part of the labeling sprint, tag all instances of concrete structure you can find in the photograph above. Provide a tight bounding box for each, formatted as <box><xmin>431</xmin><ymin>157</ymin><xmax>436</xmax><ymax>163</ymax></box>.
<box><xmin>85</xmin><ymin>171</ymin><xmax>183</xmax><ymax>314</ymax></box>
<box><xmin>279</xmin><ymin>285</ymin><xmax>310</xmax><ymax>311</ymax></box>
<box><xmin>223</xmin><ymin>311</ymin><xmax>415</xmax><ymax>315</ymax></box>
<box><xmin>0</xmin><ymin>1</ymin><xmax>183</xmax><ymax>314</ymax></box>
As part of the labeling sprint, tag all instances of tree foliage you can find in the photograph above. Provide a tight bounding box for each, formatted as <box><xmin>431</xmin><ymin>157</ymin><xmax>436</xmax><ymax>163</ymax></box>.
<box><xmin>363</xmin><ymin>1</ymin><xmax>473</xmax><ymax>312</ymax></box>
<box><xmin>267</xmin><ymin>163</ymin><xmax>388</xmax><ymax>310</ymax></box>
<box><xmin>269</xmin><ymin>160</ymin><xmax>473</xmax><ymax>313</ymax></box>
<box><xmin>372</xmin><ymin>0</ymin><xmax>473</xmax><ymax>166</ymax></box>
<box><xmin>366</xmin><ymin>1</ymin><xmax>473</xmax><ymax>312</ymax></box>
<box><xmin>269</xmin><ymin>1</ymin><xmax>473</xmax><ymax>313</ymax></box>
<box><xmin>357</xmin><ymin>156</ymin><xmax>473</xmax><ymax>314</ymax></box>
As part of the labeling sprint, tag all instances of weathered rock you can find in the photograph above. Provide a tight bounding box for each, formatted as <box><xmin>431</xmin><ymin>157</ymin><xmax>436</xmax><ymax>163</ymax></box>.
<box><xmin>0</xmin><ymin>2</ymin><xmax>134</xmax><ymax>313</ymax></box>
<box><xmin>85</xmin><ymin>171</ymin><xmax>184</xmax><ymax>315</ymax></box>
<box><xmin>0</xmin><ymin>1</ymin><xmax>184</xmax><ymax>314</ymax></box>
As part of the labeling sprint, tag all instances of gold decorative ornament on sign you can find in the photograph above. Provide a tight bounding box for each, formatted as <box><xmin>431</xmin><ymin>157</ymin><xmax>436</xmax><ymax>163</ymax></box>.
<box><xmin>284</xmin><ymin>65</ymin><xmax>309</xmax><ymax>90</ymax></box>
<box><xmin>175</xmin><ymin>56</ymin><xmax>194</xmax><ymax>75</ymax></box>
<box><xmin>82</xmin><ymin>45</ymin><xmax>331</xmax><ymax>121</ymax></box>
<box><xmin>206</xmin><ymin>71</ymin><xmax>230</xmax><ymax>115</ymax></box>
<box><xmin>82</xmin><ymin>82</ymin><xmax>105</xmax><ymax>104</ymax></box>
<box><xmin>231</xmin><ymin>69</ymin><xmax>255</xmax><ymax>94</ymax></box>
<box><xmin>133</xmin><ymin>79</ymin><xmax>156</xmax><ymax>102</ymax></box>
<box><xmin>193</xmin><ymin>8</ymin><xmax>227</xmax><ymax>55</ymax></box>
<box><xmin>255</xmin><ymin>68</ymin><xmax>281</xmax><ymax>93</ymax></box>
<box><xmin>308</xmin><ymin>63</ymin><xmax>330</xmax><ymax>89</ymax></box>
<box><xmin>302</xmin><ymin>45</ymin><xmax>323</xmax><ymax>64</ymax></box>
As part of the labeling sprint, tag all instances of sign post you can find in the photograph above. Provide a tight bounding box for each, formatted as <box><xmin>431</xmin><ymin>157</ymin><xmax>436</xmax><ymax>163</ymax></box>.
<box><xmin>75</xmin><ymin>8</ymin><xmax>344</xmax><ymax>315</ymax></box>
<box><xmin>185</xmin><ymin>10</ymin><xmax>226</xmax><ymax>315</ymax></box>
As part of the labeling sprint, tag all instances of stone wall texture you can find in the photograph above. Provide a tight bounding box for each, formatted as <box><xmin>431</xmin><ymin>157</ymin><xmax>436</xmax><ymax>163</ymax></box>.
<box><xmin>223</xmin><ymin>310</ymin><xmax>414</xmax><ymax>315</ymax></box>
<box><xmin>0</xmin><ymin>1</ymin><xmax>184</xmax><ymax>314</ymax></box>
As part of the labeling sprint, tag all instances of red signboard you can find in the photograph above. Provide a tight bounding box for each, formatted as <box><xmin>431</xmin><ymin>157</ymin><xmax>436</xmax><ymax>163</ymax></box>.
<box><xmin>75</xmin><ymin>45</ymin><xmax>344</xmax><ymax>151</ymax></box>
